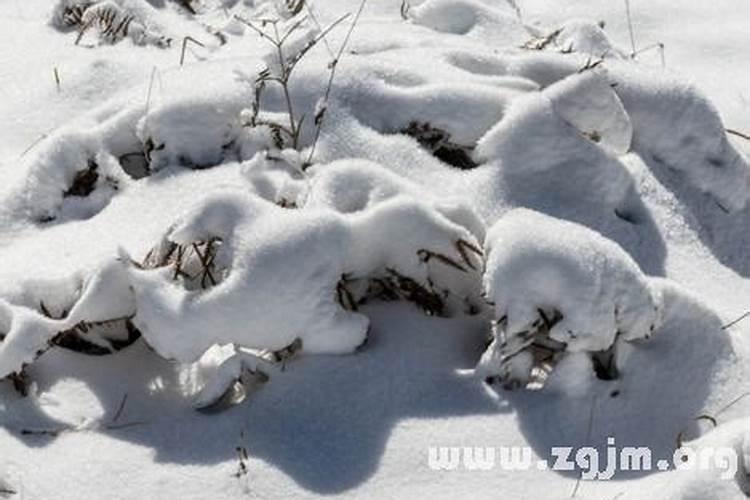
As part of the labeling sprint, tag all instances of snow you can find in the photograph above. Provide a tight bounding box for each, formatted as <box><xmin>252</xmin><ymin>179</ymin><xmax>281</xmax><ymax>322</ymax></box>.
<box><xmin>1</xmin><ymin>0</ymin><xmax>750</xmax><ymax>498</ymax></box>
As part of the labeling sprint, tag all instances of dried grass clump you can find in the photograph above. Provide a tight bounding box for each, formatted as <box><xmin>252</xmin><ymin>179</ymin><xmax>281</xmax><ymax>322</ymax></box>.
<box><xmin>485</xmin><ymin>309</ymin><xmax>566</xmax><ymax>390</ymax></box>
<box><xmin>336</xmin><ymin>239</ymin><xmax>483</xmax><ymax>317</ymax></box>
<box><xmin>402</xmin><ymin>122</ymin><xmax>478</xmax><ymax>170</ymax></box>
<box><xmin>39</xmin><ymin>301</ymin><xmax>141</xmax><ymax>356</ymax></box>
<box><xmin>53</xmin><ymin>1</ymin><xmax>171</xmax><ymax>47</ymax></box>
<box><xmin>141</xmin><ymin>237</ymin><xmax>227</xmax><ymax>290</ymax></box>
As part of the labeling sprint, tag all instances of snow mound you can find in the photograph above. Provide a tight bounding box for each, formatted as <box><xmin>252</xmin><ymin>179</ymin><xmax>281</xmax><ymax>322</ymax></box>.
<box><xmin>612</xmin><ymin>68</ymin><xmax>750</xmax><ymax>212</ymax></box>
<box><xmin>474</xmin><ymin>71</ymin><xmax>636</xmax><ymax>222</ymax></box>
<box><xmin>306</xmin><ymin>159</ymin><xmax>485</xmax><ymax>240</ymax></box>
<box><xmin>8</xmin><ymin>128</ymin><xmax>128</xmax><ymax>223</ymax></box>
<box><xmin>477</xmin><ymin>209</ymin><xmax>662</xmax><ymax>389</ymax></box>
<box><xmin>409</xmin><ymin>0</ymin><xmax>527</xmax><ymax>44</ymax></box>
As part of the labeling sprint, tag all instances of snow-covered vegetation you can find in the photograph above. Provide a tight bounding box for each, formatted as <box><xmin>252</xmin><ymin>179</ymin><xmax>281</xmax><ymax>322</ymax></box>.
<box><xmin>1</xmin><ymin>0</ymin><xmax>750</xmax><ymax>498</ymax></box>
<box><xmin>477</xmin><ymin>209</ymin><xmax>663</xmax><ymax>390</ymax></box>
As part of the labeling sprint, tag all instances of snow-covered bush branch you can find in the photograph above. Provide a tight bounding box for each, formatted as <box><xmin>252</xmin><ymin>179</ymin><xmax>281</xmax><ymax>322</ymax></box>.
<box><xmin>477</xmin><ymin>209</ymin><xmax>663</xmax><ymax>391</ymax></box>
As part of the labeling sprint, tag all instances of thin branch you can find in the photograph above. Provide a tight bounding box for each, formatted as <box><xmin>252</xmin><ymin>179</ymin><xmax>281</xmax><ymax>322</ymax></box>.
<box><xmin>303</xmin><ymin>3</ymin><xmax>336</xmax><ymax>58</ymax></box>
<box><xmin>715</xmin><ymin>391</ymin><xmax>750</xmax><ymax>417</ymax></box>
<box><xmin>306</xmin><ymin>0</ymin><xmax>367</xmax><ymax>166</ymax></box>
<box><xmin>180</xmin><ymin>36</ymin><xmax>205</xmax><ymax>66</ymax></box>
<box><xmin>721</xmin><ymin>310</ymin><xmax>750</xmax><ymax>330</ymax></box>
<box><xmin>631</xmin><ymin>42</ymin><xmax>665</xmax><ymax>67</ymax></box>
<box><xmin>624</xmin><ymin>0</ymin><xmax>637</xmax><ymax>57</ymax></box>
<box><xmin>727</xmin><ymin>128</ymin><xmax>750</xmax><ymax>141</ymax></box>
<box><xmin>234</xmin><ymin>15</ymin><xmax>278</xmax><ymax>45</ymax></box>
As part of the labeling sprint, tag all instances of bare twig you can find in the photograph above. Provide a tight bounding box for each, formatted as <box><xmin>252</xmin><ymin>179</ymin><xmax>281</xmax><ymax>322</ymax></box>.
<box><xmin>631</xmin><ymin>42</ymin><xmax>665</xmax><ymax>67</ymax></box>
<box><xmin>727</xmin><ymin>128</ymin><xmax>750</xmax><ymax>141</ymax></box>
<box><xmin>180</xmin><ymin>36</ymin><xmax>205</xmax><ymax>66</ymax></box>
<box><xmin>721</xmin><ymin>310</ymin><xmax>750</xmax><ymax>330</ymax></box>
<box><xmin>19</xmin><ymin>133</ymin><xmax>49</xmax><ymax>158</ymax></box>
<box><xmin>715</xmin><ymin>391</ymin><xmax>750</xmax><ymax>417</ymax></box>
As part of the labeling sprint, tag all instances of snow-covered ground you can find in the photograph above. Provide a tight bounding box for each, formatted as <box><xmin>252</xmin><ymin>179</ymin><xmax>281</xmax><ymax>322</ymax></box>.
<box><xmin>1</xmin><ymin>1</ymin><xmax>750</xmax><ymax>499</ymax></box>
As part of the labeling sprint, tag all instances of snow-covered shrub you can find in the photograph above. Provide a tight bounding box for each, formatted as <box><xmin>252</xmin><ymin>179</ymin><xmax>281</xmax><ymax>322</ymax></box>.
<box><xmin>522</xmin><ymin>19</ymin><xmax>625</xmax><ymax>60</ymax></box>
<box><xmin>0</xmin><ymin>261</ymin><xmax>136</xmax><ymax>381</ymax></box>
<box><xmin>9</xmin><ymin>129</ymin><xmax>127</xmax><ymax>223</ymax></box>
<box><xmin>477</xmin><ymin>209</ymin><xmax>662</xmax><ymax>390</ymax></box>
<box><xmin>127</xmin><ymin>187</ymin><xmax>483</xmax><ymax>367</ymax></box>
<box><xmin>241</xmin><ymin>148</ymin><xmax>308</xmax><ymax>208</ymax></box>
<box><xmin>242</xmin><ymin>158</ymin><xmax>486</xmax><ymax>314</ymax></box>
<box><xmin>137</xmin><ymin>97</ymin><xmax>244</xmax><ymax>171</ymax></box>
<box><xmin>51</xmin><ymin>0</ymin><xmax>172</xmax><ymax>47</ymax></box>
<box><xmin>304</xmin><ymin>160</ymin><xmax>485</xmax><ymax>315</ymax></box>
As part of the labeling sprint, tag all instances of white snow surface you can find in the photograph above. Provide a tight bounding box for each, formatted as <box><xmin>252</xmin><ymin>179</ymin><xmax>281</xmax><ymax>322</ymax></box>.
<box><xmin>1</xmin><ymin>0</ymin><xmax>750</xmax><ymax>499</ymax></box>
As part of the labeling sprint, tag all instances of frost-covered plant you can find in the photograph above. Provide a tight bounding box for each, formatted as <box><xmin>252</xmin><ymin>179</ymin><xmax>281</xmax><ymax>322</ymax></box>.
<box><xmin>477</xmin><ymin>209</ymin><xmax>662</xmax><ymax>390</ymax></box>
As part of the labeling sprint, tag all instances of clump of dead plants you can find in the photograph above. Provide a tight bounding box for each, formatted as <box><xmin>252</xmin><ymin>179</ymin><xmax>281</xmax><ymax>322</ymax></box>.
<box><xmin>484</xmin><ymin>309</ymin><xmax>565</xmax><ymax>390</ymax></box>
<box><xmin>485</xmin><ymin>307</ymin><xmax>624</xmax><ymax>391</ymax></box>
<box><xmin>402</xmin><ymin>122</ymin><xmax>478</xmax><ymax>170</ymax></box>
<box><xmin>40</xmin><ymin>300</ymin><xmax>141</xmax><ymax>356</ymax></box>
<box><xmin>140</xmin><ymin>237</ymin><xmax>226</xmax><ymax>290</ymax></box>
<box><xmin>336</xmin><ymin>238</ymin><xmax>484</xmax><ymax>317</ymax></box>
<box><xmin>2</xmin><ymin>300</ymin><xmax>140</xmax><ymax>397</ymax></box>
<box><xmin>56</xmin><ymin>1</ymin><xmax>171</xmax><ymax>47</ymax></box>
<box><xmin>64</xmin><ymin>159</ymin><xmax>100</xmax><ymax>198</ymax></box>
